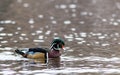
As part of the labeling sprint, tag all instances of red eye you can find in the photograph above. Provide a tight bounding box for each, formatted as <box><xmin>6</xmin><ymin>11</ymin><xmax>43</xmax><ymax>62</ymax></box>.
<box><xmin>62</xmin><ymin>45</ymin><xmax>64</xmax><ymax>48</ymax></box>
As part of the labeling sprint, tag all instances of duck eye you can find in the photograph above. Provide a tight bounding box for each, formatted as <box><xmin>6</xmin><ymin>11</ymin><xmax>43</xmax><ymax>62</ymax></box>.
<box><xmin>58</xmin><ymin>44</ymin><xmax>63</xmax><ymax>48</ymax></box>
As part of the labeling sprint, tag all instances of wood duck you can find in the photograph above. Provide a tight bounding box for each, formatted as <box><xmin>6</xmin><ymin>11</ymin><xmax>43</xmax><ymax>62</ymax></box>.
<box><xmin>15</xmin><ymin>38</ymin><xmax>65</xmax><ymax>63</ymax></box>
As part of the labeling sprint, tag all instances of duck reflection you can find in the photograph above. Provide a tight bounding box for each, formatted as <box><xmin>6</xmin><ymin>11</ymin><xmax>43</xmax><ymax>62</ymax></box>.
<box><xmin>48</xmin><ymin>57</ymin><xmax>61</xmax><ymax>68</ymax></box>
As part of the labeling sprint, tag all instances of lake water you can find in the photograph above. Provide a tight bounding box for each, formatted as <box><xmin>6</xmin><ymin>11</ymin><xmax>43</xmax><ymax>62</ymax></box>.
<box><xmin>1</xmin><ymin>0</ymin><xmax>120</xmax><ymax>75</ymax></box>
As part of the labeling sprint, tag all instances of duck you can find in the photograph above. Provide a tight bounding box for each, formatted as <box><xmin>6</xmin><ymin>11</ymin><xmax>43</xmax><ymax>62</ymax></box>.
<box><xmin>15</xmin><ymin>37</ymin><xmax>65</xmax><ymax>63</ymax></box>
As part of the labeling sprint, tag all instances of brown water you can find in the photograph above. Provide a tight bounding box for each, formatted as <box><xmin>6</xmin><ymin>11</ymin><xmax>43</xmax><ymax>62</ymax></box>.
<box><xmin>1</xmin><ymin>0</ymin><xmax>120</xmax><ymax>75</ymax></box>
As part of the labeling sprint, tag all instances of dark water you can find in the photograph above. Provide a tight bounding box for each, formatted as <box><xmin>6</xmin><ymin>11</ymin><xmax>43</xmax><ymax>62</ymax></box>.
<box><xmin>1</xmin><ymin>0</ymin><xmax>120</xmax><ymax>75</ymax></box>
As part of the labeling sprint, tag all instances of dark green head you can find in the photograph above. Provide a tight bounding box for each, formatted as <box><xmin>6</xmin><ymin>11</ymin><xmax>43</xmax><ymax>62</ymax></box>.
<box><xmin>51</xmin><ymin>37</ymin><xmax>65</xmax><ymax>50</ymax></box>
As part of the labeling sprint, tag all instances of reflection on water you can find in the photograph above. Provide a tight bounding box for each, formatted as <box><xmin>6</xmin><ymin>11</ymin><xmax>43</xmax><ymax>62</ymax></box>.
<box><xmin>48</xmin><ymin>57</ymin><xmax>61</xmax><ymax>68</ymax></box>
<box><xmin>1</xmin><ymin>0</ymin><xmax>120</xmax><ymax>75</ymax></box>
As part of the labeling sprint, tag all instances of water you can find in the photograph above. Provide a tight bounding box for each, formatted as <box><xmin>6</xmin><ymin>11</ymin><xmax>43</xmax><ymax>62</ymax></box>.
<box><xmin>1</xmin><ymin>0</ymin><xmax>120</xmax><ymax>75</ymax></box>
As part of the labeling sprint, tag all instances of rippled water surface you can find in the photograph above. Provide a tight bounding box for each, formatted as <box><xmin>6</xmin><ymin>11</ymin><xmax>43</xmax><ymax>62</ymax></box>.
<box><xmin>1</xmin><ymin>0</ymin><xmax>120</xmax><ymax>75</ymax></box>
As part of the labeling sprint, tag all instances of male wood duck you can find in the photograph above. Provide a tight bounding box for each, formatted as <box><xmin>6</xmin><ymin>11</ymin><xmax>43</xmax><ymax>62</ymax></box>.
<box><xmin>15</xmin><ymin>37</ymin><xmax>65</xmax><ymax>63</ymax></box>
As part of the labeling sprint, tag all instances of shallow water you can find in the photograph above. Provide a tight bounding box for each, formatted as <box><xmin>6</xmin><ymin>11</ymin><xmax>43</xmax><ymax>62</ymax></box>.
<box><xmin>1</xmin><ymin>0</ymin><xmax>120</xmax><ymax>75</ymax></box>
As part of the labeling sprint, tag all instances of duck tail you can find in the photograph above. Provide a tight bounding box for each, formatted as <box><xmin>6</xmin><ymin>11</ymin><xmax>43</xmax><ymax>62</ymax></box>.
<box><xmin>15</xmin><ymin>49</ymin><xmax>27</xmax><ymax>58</ymax></box>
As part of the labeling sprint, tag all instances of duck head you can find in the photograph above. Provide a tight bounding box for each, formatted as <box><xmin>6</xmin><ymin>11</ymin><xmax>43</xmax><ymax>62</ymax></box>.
<box><xmin>50</xmin><ymin>37</ymin><xmax>65</xmax><ymax>51</ymax></box>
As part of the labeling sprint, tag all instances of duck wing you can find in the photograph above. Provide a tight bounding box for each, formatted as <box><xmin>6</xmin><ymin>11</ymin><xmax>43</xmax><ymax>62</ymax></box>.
<box><xmin>28</xmin><ymin>48</ymin><xmax>48</xmax><ymax>53</ymax></box>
